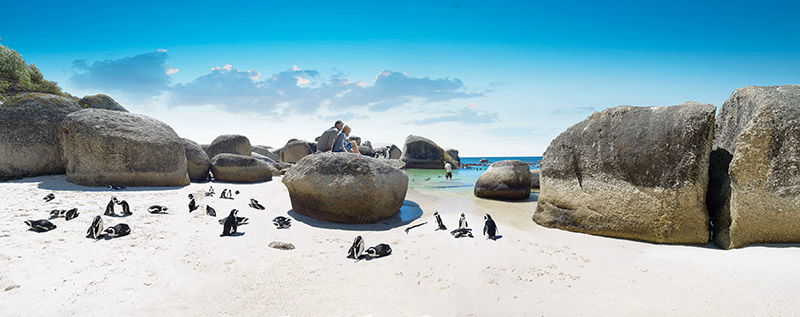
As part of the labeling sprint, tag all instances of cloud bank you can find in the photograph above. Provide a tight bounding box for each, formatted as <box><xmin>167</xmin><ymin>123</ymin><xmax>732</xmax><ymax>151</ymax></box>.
<box><xmin>70</xmin><ymin>50</ymin><xmax>493</xmax><ymax>124</ymax></box>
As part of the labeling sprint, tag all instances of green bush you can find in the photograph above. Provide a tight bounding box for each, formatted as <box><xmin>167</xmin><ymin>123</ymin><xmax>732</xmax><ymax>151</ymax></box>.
<box><xmin>0</xmin><ymin>44</ymin><xmax>65</xmax><ymax>97</ymax></box>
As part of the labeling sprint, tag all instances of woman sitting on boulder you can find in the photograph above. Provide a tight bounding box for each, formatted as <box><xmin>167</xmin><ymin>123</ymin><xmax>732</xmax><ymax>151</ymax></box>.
<box><xmin>332</xmin><ymin>125</ymin><xmax>361</xmax><ymax>154</ymax></box>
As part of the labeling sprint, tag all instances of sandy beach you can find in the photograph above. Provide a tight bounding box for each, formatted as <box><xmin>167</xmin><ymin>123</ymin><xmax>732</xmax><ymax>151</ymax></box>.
<box><xmin>1</xmin><ymin>174</ymin><xmax>798</xmax><ymax>316</ymax></box>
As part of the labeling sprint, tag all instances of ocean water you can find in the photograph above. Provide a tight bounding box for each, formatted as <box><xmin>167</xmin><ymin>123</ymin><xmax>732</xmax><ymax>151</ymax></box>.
<box><xmin>405</xmin><ymin>156</ymin><xmax>541</xmax><ymax>193</ymax></box>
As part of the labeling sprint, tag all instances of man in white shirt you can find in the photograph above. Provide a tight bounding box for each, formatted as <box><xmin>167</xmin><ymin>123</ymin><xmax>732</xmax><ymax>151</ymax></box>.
<box><xmin>444</xmin><ymin>161</ymin><xmax>452</xmax><ymax>180</ymax></box>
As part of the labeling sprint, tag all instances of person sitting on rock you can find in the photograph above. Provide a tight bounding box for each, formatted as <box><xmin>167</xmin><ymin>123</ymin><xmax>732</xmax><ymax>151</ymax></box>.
<box><xmin>332</xmin><ymin>125</ymin><xmax>361</xmax><ymax>154</ymax></box>
<box><xmin>317</xmin><ymin>120</ymin><xmax>343</xmax><ymax>153</ymax></box>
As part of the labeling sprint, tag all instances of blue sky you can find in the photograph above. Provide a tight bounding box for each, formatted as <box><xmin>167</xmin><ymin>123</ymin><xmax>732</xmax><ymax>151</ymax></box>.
<box><xmin>1</xmin><ymin>0</ymin><xmax>798</xmax><ymax>156</ymax></box>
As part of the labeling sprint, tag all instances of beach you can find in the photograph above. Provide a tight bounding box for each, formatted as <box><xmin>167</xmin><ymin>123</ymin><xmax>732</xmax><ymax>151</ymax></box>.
<box><xmin>1</xmin><ymin>173</ymin><xmax>799</xmax><ymax>316</ymax></box>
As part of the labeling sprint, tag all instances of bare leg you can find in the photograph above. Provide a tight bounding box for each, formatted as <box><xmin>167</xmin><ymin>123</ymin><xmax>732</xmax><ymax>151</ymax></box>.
<box><xmin>350</xmin><ymin>141</ymin><xmax>361</xmax><ymax>154</ymax></box>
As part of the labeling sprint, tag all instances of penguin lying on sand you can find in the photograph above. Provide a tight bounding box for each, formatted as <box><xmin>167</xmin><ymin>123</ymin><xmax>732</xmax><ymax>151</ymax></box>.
<box><xmin>148</xmin><ymin>205</ymin><xmax>168</xmax><ymax>214</ymax></box>
<box><xmin>249</xmin><ymin>198</ymin><xmax>265</xmax><ymax>210</ymax></box>
<box><xmin>206</xmin><ymin>205</ymin><xmax>217</xmax><ymax>217</ymax></box>
<box><xmin>366</xmin><ymin>244</ymin><xmax>392</xmax><ymax>258</ymax></box>
<box><xmin>272</xmin><ymin>216</ymin><xmax>291</xmax><ymax>229</ymax></box>
<box><xmin>105</xmin><ymin>223</ymin><xmax>131</xmax><ymax>237</ymax></box>
<box><xmin>42</xmin><ymin>193</ymin><xmax>55</xmax><ymax>202</ymax></box>
<box><xmin>25</xmin><ymin>219</ymin><xmax>56</xmax><ymax>232</ymax></box>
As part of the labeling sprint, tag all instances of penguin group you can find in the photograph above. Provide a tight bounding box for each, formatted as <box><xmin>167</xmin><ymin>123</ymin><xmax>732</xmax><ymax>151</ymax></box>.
<box><xmin>105</xmin><ymin>196</ymin><xmax>132</xmax><ymax>216</ymax></box>
<box><xmin>85</xmin><ymin>215</ymin><xmax>130</xmax><ymax>240</ymax></box>
<box><xmin>347</xmin><ymin>235</ymin><xmax>392</xmax><ymax>260</ymax></box>
<box><xmin>49</xmin><ymin>208</ymin><xmax>79</xmax><ymax>221</ymax></box>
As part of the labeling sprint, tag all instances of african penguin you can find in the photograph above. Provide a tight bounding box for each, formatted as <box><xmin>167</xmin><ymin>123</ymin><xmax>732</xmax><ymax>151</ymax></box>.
<box><xmin>272</xmin><ymin>216</ymin><xmax>291</xmax><ymax>229</ymax></box>
<box><xmin>205</xmin><ymin>186</ymin><xmax>215</xmax><ymax>197</ymax></box>
<box><xmin>148</xmin><ymin>205</ymin><xmax>168</xmax><ymax>214</ymax></box>
<box><xmin>49</xmin><ymin>209</ymin><xmax>66</xmax><ymax>219</ymax></box>
<box><xmin>87</xmin><ymin>216</ymin><xmax>104</xmax><ymax>239</ymax></box>
<box><xmin>105</xmin><ymin>197</ymin><xmax>117</xmax><ymax>216</ymax></box>
<box><xmin>434</xmin><ymin>211</ymin><xmax>447</xmax><ymax>230</ymax></box>
<box><xmin>450</xmin><ymin>228</ymin><xmax>473</xmax><ymax>238</ymax></box>
<box><xmin>105</xmin><ymin>223</ymin><xmax>131</xmax><ymax>237</ymax></box>
<box><xmin>220</xmin><ymin>209</ymin><xmax>239</xmax><ymax>236</ymax></box>
<box><xmin>64</xmin><ymin>208</ymin><xmax>79</xmax><ymax>221</ymax></box>
<box><xmin>347</xmin><ymin>235</ymin><xmax>365</xmax><ymax>259</ymax></box>
<box><xmin>42</xmin><ymin>193</ymin><xmax>55</xmax><ymax>202</ymax></box>
<box><xmin>249</xmin><ymin>198</ymin><xmax>265</xmax><ymax>210</ymax></box>
<box><xmin>483</xmin><ymin>214</ymin><xmax>498</xmax><ymax>240</ymax></box>
<box><xmin>206</xmin><ymin>205</ymin><xmax>217</xmax><ymax>217</ymax></box>
<box><xmin>113</xmin><ymin>197</ymin><xmax>131</xmax><ymax>216</ymax></box>
<box><xmin>188</xmin><ymin>194</ymin><xmax>198</xmax><ymax>213</ymax></box>
<box><xmin>458</xmin><ymin>213</ymin><xmax>468</xmax><ymax>230</ymax></box>
<box><xmin>25</xmin><ymin>219</ymin><xmax>56</xmax><ymax>232</ymax></box>
<box><xmin>366</xmin><ymin>244</ymin><xmax>392</xmax><ymax>258</ymax></box>
<box><xmin>108</xmin><ymin>185</ymin><xmax>126</xmax><ymax>190</ymax></box>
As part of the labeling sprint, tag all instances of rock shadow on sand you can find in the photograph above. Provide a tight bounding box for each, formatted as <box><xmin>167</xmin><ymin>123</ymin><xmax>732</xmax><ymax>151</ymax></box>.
<box><xmin>23</xmin><ymin>175</ymin><xmax>189</xmax><ymax>192</ymax></box>
<box><xmin>288</xmin><ymin>200</ymin><xmax>423</xmax><ymax>231</ymax></box>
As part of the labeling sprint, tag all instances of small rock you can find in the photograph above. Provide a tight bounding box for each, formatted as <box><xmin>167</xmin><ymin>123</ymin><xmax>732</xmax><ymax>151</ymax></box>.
<box><xmin>268</xmin><ymin>241</ymin><xmax>295</xmax><ymax>250</ymax></box>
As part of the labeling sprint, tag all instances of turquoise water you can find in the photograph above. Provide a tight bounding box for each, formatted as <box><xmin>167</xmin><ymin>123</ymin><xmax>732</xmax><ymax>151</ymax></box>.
<box><xmin>405</xmin><ymin>156</ymin><xmax>541</xmax><ymax>193</ymax></box>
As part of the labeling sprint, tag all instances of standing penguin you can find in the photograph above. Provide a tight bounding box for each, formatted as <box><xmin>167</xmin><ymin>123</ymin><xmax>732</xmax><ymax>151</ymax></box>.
<box><xmin>113</xmin><ymin>197</ymin><xmax>131</xmax><ymax>216</ymax></box>
<box><xmin>206</xmin><ymin>205</ymin><xmax>217</xmax><ymax>217</ymax></box>
<box><xmin>434</xmin><ymin>211</ymin><xmax>447</xmax><ymax>230</ymax></box>
<box><xmin>205</xmin><ymin>186</ymin><xmax>215</xmax><ymax>197</ymax></box>
<box><xmin>220</xmin><ymin>209</ymin><xmax>239</xmax><ymax>236</ymax></box>
<box><xmin>483</xmin><ymin>214</ymin><xmax>498</xmax><ymax>240</ymax></box>
<box><xmin>86</xmin><ymin>215</ymin><xmax>104</xmax><ymax>239</ymax></box>
<box><xmin>188</xmin><ymin>194</ymin><xmax>198</xmax><ymax>213</ymax></box>
<box><xmin>459</xmin><ymin>213</ymin><xmax>468</xmax><ymax>229</ymax></box>
<box><xmin>347</xmin><ymin>236</ymin><xmax>365</xmax><ymax>259</ymax></box>
<box><xmin>105</xmin><ymin>197</ymin><xmax>117</xmax><ymax>216</ymax></box>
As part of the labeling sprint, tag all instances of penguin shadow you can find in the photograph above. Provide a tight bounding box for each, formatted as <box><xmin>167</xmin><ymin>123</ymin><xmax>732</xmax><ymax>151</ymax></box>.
<box><xmin>220</xmin><ymin>232</ymin><xmax>246</xmax><ymax>237</ymax></box>
<box><xmin>487</xmin><ymin>235</ymin><xmax>504</xmax><ymax>240</ymax></box>
<box><xmin>354</xmin><ymin>254</ymin><xmax>390</xmax><ymax>263</ymax></box>
<box><xmin>288</xmin><ymin>200</ymin><xmax>423</xmax><ymax>231</ymax></box>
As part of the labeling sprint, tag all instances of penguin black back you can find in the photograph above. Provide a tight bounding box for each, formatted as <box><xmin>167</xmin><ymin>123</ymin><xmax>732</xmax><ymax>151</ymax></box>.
<box><xmin>220</xmin><ymin>209</ymin><xmax>238</xmax><ymax>236</ymax></box>
<box><xmin>483</xmin><ymin>214</ymin><xmax>498</xmax><ymax>240</ymax></box>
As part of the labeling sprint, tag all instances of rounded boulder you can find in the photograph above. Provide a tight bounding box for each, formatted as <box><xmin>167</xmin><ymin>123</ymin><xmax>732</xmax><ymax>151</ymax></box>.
<box><xmin>58</xmin><ymin>109</ymin><xmax>190</xmax><ymax>187</ymax></box>
<box><xmin>210</xmin><ymin>153</ymin><xmax>273</xmax><ymax>183</ymax></box>
<box><xmin>0</xmin><ymin>93</ymin><xmax>81</xmax><ymax>181</ymax></box>
<box><xmin>282</xmin><ymin>152</ymin><xmax>408</xmax><ymax>224</ymax></box>
<box><xmin>474</xmin><ymin>160</ymin><xmax>532</xmax><ymax>200</ymax></box>
<box><xmin>207</xmin><ymin>134</ymin><xmax>251</xmax><ymax>160</ymax></box>
<box><xmin>182</xmin><ymin>138</ymin><xmax>210</xmax><ymax>182</ymax></box>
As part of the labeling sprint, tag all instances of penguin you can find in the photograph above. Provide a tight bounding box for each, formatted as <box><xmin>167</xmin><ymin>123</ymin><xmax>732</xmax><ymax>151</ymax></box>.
<box><xmin>218</xmin><ymin>215</ymin><xmax>248</xmax><ymax>226</ymax></box>
<box><xmin>219</xmin><ymin>189</ymin><xmax>229</xmax><ymax>199</ymax></box>
<box><xmin>249</xmin><ymin>198</ymin><xmax>265</xmax><ymax>210</ymax></box>
<box><xmin>205</xmin><ymin>186</ymin><xmax>215</xmax><ymax>197</ymax></box>
<box><xmin>220</xmin><ymin>209</ymin><xmax>239</xmax><ymax>236</ymax></box>
<box><xmin>365</xmin><ymin>244</ymin><xmax>392</xmax><ymax>258</ymax></box>
<box><xmin>113</xmin><ymin>197</ymin><xmax>131</xmax><ymax>216</ymax></box>
<box><xmin>107</xmin><ymin>185</ymin><xmax>126</xmax><ymax>190</ymax></box>
<box><xmin>347</xmin><ymin>235</ymin><xmax>365</xmax><ymax>259</ymax></box>
<box><xmin>188</xmin><ymin>194</ymin><xmax>198</xmax><ymax>213</ymax></box>
<box><xmin>234</xmin><ymin>190</ymin><xmax>240</xmax><ymax>195</ymax></box>
<box><xmin>42</xmin><ymin>193</ymin><xmax>55</xmax><ymax>202</ymax></box>
<box><xmin>105</xmin><ymin>197</ymin><xmax>117</xmax><ymax>216</ymax></box>
<box><xmin>450</xmin><ymin>228</ymin><xmax>473</xmax><ymax>238</ymax></box>
<box><xmin>148</xmin><ymin>205</ymin><xmax>168</xmax><ymax>214</ymax></box>
<box><xmin>459</xmin><ymin>213</ymin><xmax>468</xmax><ymax>229</ymax></box>
<box><xmin>206</xmin><ymin>205</ymin><xmax>217</xmax><ymax>217</ymax></box>
<box><xmin>272</xmin><ymin>216</ymin><xmax>291</xmax><ymax>229</ymax></box>
<box><xmin>483</xmin><ymin>214</ymin><xmax>498</xmax><ymax>240</ymax></box>
<box><xmin>434</xmin><ymin>211</ymin><xmax>447</xmax><ymax>230</ymax></box>
<box><xmin>49</xmin><ymin>209</ymin><xmax>66</xmax><ymax>219</ymax></box>
<box><xmin>25</xmin><ymin>219</ymin><xmax>57</xmax><ymax>232</ymax></box>
<box><xmin>105</xmin><ymin>223</ymin><xmax>131</xmax><ymax>237</ymax></box>
<box><xmin>86</xmin><ymin>215</ymin><xmax>104</xmax><ymax>239</ymax></box>
<box><xmin>64</xmin><ymin>208</ymin><xmax>79</xmax><ymax>221</ymax></box>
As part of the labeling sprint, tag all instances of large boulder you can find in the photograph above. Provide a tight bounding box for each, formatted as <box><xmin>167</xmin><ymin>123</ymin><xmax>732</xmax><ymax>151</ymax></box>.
<box><xmin>530</xmin><ymin>169</ymin><xmax>540</xmax><ymax>189</ymax></box>
<box><xmin>474</xmin><ymin>160</ymin><xmax>531</xmax><ymax>200</ymax></box>
<box><xmin>446</xmin><ymin>148</ymin><xmax>461</xmax><ymax>167</ymax></box>
<box><xmin>252</xmin><ymin>152</ymin><xmax>277</xmax><ymax>165</ymax></box>
<box><xmin>532</xmin><ymin>102</ymin><xmax>715</xmax><ymax>244</ymax></box>
<box><xmin>282</xmin><ymin>153</ymin><xmax>408</xmax><ymax>223</ymax></box>
<box><xmin>708</xmin><ymin>85</ymin><xmax>800</xmax><ymax>249</ymax></box>
<box><xmin>58</xmin><ymin>109</ymin><xmax>190</xmax><ymax>187</ymax></box>
<box><xmin>400</xmin><ymin>135</ymin><xmax>458</xmax><ymax>169</ymax></box>
<box><xmin>252</xmin><ymin>145</ymin><xmax>279</xmax><ymax>161</ymax></box>
<box><xmin>210</xmin><ymin>154</ymin><xmax>273</xmax><ymax>183</ymax></box>
<box><xmin>182</xmin><ymin>138</ymin><xmax>210</xmax><ymax>182</ymax></box>
<box><xmin>279</xmin><ymin>139</ymin><xmax>313</xmax><ymax>163</ymax></box>
<box><xmin>78</xmin><ymin>94</ymin><xmax>128</xmax><ymax>112</ymax></box>
<box><xmin>358</xmin><ymin>143</ymin><xmax>376</xmax><ymax>157</ymax></box>
<box><xmin>207</xmin><ymin>134</ymin><xmax>251</xmax><ymax>160</ymax></box>
<box><xmin>0</xmin><ymin>93</ymin><xmax>81</xmax><ymax>181</ymax></box>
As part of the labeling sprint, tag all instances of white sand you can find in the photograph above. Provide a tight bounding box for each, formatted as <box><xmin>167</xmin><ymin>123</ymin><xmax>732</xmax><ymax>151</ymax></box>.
<box><xmin>1</xmin><ymin>175</ymin><xmax>799</xmax><ymax>316</ymax></box>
